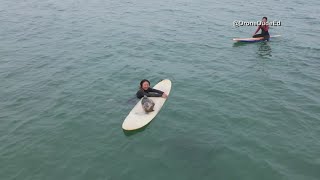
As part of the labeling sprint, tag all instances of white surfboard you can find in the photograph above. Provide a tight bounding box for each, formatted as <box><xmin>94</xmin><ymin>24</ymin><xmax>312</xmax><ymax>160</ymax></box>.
<box><xmin>233</xmin><ymin>35</ymin><xmax>281</xmax><ymax>42</ymax></box>
<box><xmin>122</xmin><ymin>79</ymin><xmax>172</xmax><ymax>130</ymax></box>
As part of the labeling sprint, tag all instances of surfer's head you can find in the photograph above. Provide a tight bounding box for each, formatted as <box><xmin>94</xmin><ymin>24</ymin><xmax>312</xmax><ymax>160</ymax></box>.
<box><xmin>262</xmin><ymin>17</ymin><xmax>267</xmax><ymax>22</ymax></box>
<box><xmin>140</xmin><ymin>79</ymin><xmax>150</xmax><ymax>90</ymax></box>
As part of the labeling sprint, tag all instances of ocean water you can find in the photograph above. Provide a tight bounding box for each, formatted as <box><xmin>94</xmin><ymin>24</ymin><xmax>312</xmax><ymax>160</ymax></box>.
<box><xmin>1</xmin><ymin>0</ymin><xmax>320</xmax><ymax>179</ymax></box>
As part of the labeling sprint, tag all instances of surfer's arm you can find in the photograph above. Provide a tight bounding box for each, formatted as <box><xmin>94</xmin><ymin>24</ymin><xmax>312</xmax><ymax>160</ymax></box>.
<box><xmin>150</xmin><ymin>88</ymin><xmax>168</xmax><ymax>98</ymax></box>
<box><xmin>136</xmin><ymin>89</ymin><xmax>163</xmax><ymax>99</ymax></box>
<box><xmin>253</xmin><ymin>25</ymin><xmax>261</xmax><ymax>35</ymax></box>
<box><xmin>147</xmin><ymin>92</ymin><xmax>163</xmax><ymax>97</ymax></box>
<box><xmin>149</xmin><ymin>88</ymin><xmax>164</xmax><ymax>95</ymax></box>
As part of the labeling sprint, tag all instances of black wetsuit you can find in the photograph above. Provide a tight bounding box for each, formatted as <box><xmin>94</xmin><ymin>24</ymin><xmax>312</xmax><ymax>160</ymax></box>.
<box><xmin>136</xmin><ymin>88</ymin><xmax>164</xmax><ymax>99</ymax></box>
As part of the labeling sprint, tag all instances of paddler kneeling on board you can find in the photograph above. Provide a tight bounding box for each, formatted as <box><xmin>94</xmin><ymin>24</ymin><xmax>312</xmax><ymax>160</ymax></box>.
<box><xmin>252</xmin><ymin>17</ymin><xmax>270</xmax><ymax>40</ymax></box>
<box><xmin>136</xmin><ymin>79</ymin><xmax>168</xmax><ymax>99</ymax></box>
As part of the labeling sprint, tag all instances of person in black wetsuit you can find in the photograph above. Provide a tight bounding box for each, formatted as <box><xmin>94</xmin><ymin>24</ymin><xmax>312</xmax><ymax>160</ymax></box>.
<box><xmin>253</xmin><ymin>17</ymin><xmax>270</xmax><ymax>40</ymax></box>
<box><xmin>136</xmin><ymin>79</ymin><xmax>168</xmax><ymax>99</ymax></box>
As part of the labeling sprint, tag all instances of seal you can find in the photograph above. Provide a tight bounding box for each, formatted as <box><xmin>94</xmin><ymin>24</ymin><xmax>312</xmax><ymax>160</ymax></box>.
<box><xmin>141</xmin><ymin>95</ymin><xmax>155</xmax><ymax>113</ymax></box>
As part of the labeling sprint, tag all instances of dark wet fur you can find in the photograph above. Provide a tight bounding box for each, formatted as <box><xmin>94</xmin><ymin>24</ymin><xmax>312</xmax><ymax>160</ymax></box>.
<box><xmin>141</xmin><ymin>96</ymin><xmax>155</xmax><ymax>113</ymax></box>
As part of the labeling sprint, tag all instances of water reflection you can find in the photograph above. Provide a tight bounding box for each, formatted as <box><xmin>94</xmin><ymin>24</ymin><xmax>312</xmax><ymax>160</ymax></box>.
<box><xmin>122</xmin><ymin>123</ymin><xmax>150</xmax><ymax>136</ymax></box>
<box><xmin>257</xmin><ymin>41</ymin><xmax>272</xmax><ymax>58</ymax></box>
<box><xmin>232</xmin><ymin>41</ymin><xmax>272</xmax><ymax>58</ymax></box>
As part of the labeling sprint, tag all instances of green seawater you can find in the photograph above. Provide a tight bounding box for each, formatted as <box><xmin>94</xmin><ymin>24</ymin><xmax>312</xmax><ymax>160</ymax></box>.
<box><xmin>1</xmin><ymin>0</ymin><xmax>320</xmax><ymax>179</ymax></box>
